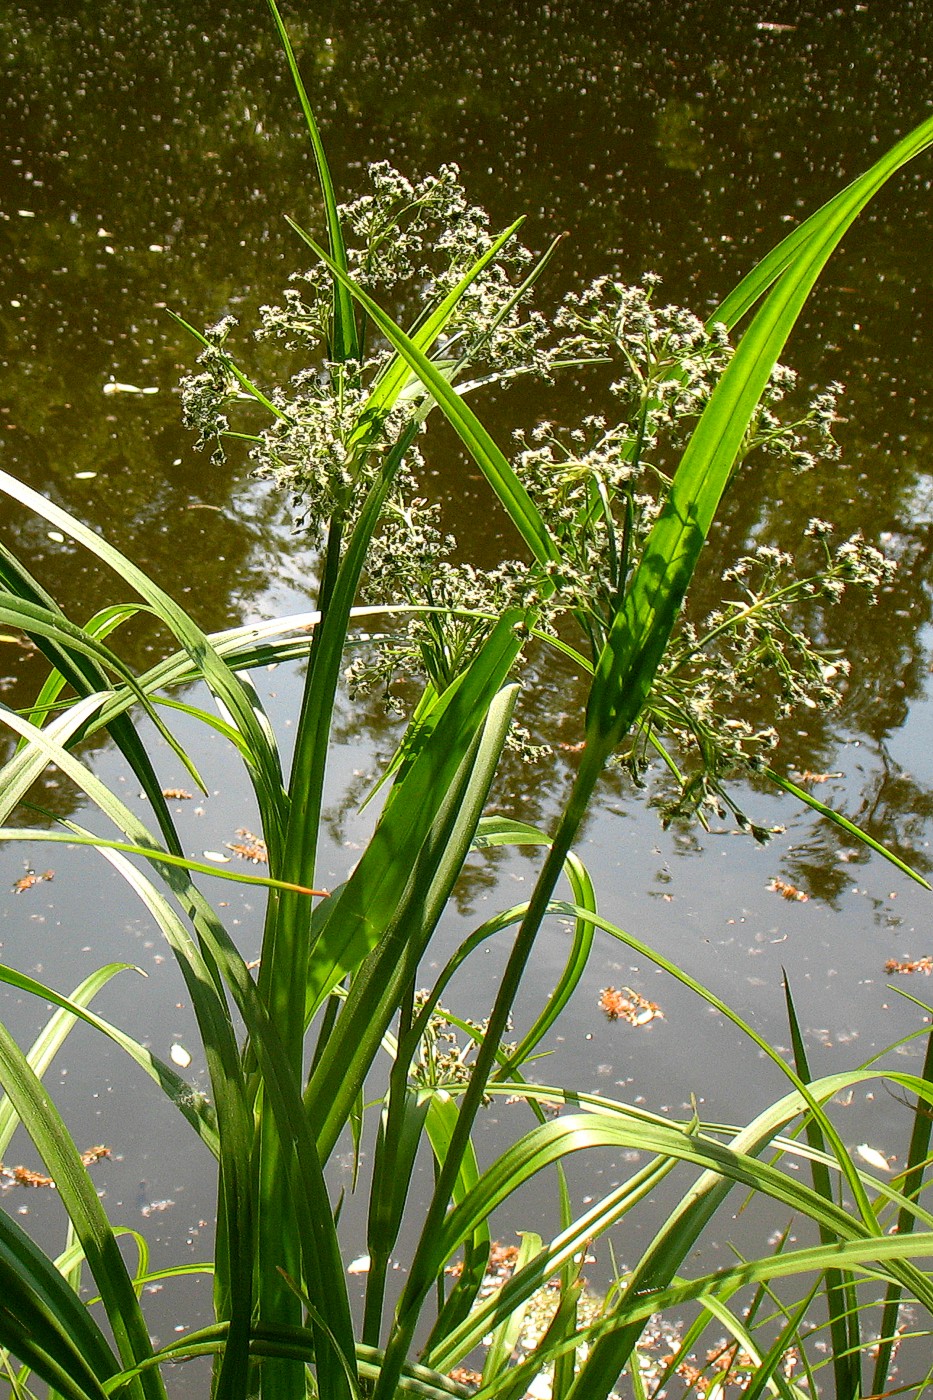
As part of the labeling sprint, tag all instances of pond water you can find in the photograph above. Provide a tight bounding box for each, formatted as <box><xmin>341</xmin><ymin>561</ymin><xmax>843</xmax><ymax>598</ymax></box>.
<box><xmin>3</xmin><ymin>0</ymin><xmax>933</xmax><ymax>1386</ymax></box>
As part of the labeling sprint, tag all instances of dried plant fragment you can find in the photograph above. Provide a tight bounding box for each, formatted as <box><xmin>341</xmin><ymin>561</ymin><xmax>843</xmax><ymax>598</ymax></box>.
<box><xmin>80</xmin><ymin>1145</ymin><xmax>111</xmax><ymax>1164</ymax></box>
<box><xmin>795</xmin><ymin>770</ymin><xmax>842</xmax><ymax>784</ymax></box>
<box><xmin>161</xmin><ymin>787</ymin><xmax>194</xmax><ymax>800</ymax></box>
<box><xmin>226</xmin><ymin>828</ymin><xmax>268</xmax><ymax>864</ymax></box>
<box><xmin>599</xmin><ymin>986</ymin><xmax>663</xmax><ymax>1025</ymax></box>
<box><xmin>448</xmin><ymin>1367</ymin><xmax>482</xmax><ymax>1390</ymax></box>
<box><xmin>12</xmin><ymin>869</ymin><xmax>54</xmax><ymax>894</ymax></box>
<box><xmin>768</xmin><ymin>877</ymin><xmax>809</xmax><ymax>902</ymax></box>
<box><xmin>8</xmin><ymin>1165</ymin><xmax>55</xmax><ymax>1188</ymax></box>
<box><xmin>885</xmin><ymin>956</ymin><xmax>933</xmax><ymax>975</ymax></box>
<box><xmin>1</xmin><ymin>1144</ymin><xmax>112</xmax><ymax>1189</ymax></box>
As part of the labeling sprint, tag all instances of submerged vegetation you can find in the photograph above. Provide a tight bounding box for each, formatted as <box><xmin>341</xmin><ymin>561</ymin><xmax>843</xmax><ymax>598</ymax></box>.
<box><xmin>0</xmin><ymin>4</ymin><xmax>933</xmax><ymax>1399</ymax></box>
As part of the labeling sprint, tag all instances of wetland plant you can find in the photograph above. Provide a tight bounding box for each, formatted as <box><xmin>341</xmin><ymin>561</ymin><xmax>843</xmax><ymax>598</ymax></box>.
<box><xmin>0</xmin><ymin>4</ymin><xmax>931</xmax><ymax>1398</ymax></box>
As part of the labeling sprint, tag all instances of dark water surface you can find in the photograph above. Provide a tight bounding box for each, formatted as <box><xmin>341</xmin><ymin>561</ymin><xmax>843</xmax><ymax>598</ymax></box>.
<box><xmin>3</xmin><ymin>0</ymin><xmax>933</xmax><ymax>1382</ymax></box>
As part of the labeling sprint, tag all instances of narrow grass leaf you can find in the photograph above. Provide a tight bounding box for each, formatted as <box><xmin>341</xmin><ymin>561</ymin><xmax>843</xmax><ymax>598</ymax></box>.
<box><xmin>0</xmin><ymin>595</ymin><xmax>205</xmax><ymax>792</ymax></box>
<box><xmin>0</xmin><ymin>542</ymin><xmax>181</xmax><ymax>854</ymax></box>
<box><xmin>0</xmin><ymin>962</ymin><xmax>140</xmax><ymax>1157</ymax></box>
<box><xmin>785</xmin><ymin>980</ymin><xmax>860</xmax><ymax>1400</ymax></box>
<box><xmin>0</xmin><ymin>961</ymin><xmax>218</xmax><ymax>1156</ymax></box>
<box><xmin>0</xmin><ymin>1023</ymin><xmax>165</xmax><ymax>1400</ymax></box>
<box><xmin>472</xmin><ymin>816</ymin><xmax>596</xmax><ymax>1071</ymax></box>
<box><xmin>0</xmin><ymin>826</ymin><xmax>326</xmax><ymax>898</ymax></box>
<box><xmin>265</xmin><ymin>0</ymin><xmax>359</xmax><ymax>361</ymax></box>
<box><xmin>0</xmin><ymin>1207</ymin><xmax>118</xmax><ymax>1399</ymax></box>
<box><xmin>765</xmin><ymin>768</ymin><xmax>929</xmax><ymax>888</ymax></box>
<box><xmin>304</xmin><ymin>614</ymin><xmax>526</xmax><ymax>1012</ymax></box>
<box><xmin>872</xmin><ymin>1024</ymin><xmax>933</xmax><ymax>1394</ymax></box>
<box><xmin>306</xmin><ymin>685</ymin><xmax>518</xmax><ymax>1158</ymax></box>
<box><xmin>481</xmin><ymin>1232</ymin><xmax>543</xmax><ymax>1386</ymax></box>
<box><xmin>0</xmin><ymin>467</ymin><xmax>288</xmax><ymax>856</ymax></box>
<box><xmin>711</xmin><ymin>113</ymin><xmax>933</xmax><ymax>330</ymax></box>
<box><xmin>587</xmin><ymin>118</ymin><xmax>933</xmax><ymax>756</ymax></box>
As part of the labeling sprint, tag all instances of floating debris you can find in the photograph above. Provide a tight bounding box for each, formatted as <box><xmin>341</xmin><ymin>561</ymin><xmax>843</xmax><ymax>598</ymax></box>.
<box><xmin>1</xmin><ymin>1145</ymin><xmax>110</xmax><ymax>1189</ymax></box>
<box><xmin>227</xmin><ymin>828</ymin><xmax>268</xmax><ymax>864</ymax></box>
<box><xmin>161</xmin><ymin>787</ymin><xmax>194</xmax><ymax>800</ymax></box>
<box><xmin>9</xmin><ymin>1165</ymin><xmax>54</xmax><ymax>1188</ymax></box>
<box><xmin>347</xmin><ymin>1255</ymin><xmax>371</xmax><ymax>1275</ymax></box>
<box><xmin>598</xmin><ymin>987</ymin><xmax>662</xmax><ymax>1026</ymax></box>
<box><xmin>80</xmin><ymin>1145</ymin><xmax>111</xmax><ymax>1165</ymax></box>
<box><xmin>768</xmin><ymin>877</ymin><xmax>809</xmax><ymax>902</ymax></box>
<box><xmin>795</xmin><ymin>770</ymin><xmax>842</xmax><ymax>784</ymax></box>
<box><xmin>102</xmin><ymin>381</ymin><xmax>159</xmax><ymax>396</ymax></box>
<box><xmin>446</xmin><ymin>1240</ymin><xmax>520</xmax><ymax>1285</ymax></box>
<box><xmin>12</xmin><ymin>869</ymin><xmax>54</xmax><ymax>894</ymax></box>
<box><xmin>140</xmin><ymin>1197</ymin><xmax>175</xmax><ymax>1217</ymax></box>
<box><xmin>855</xmin><ymin>1143</ymin><xmax>892</xmax><ymax>1173</ymax></box>
<box><xmin>170</xmin><ymin>1043</ymin><xmax>192</xmax><ymax>1068</ymax></box>
<box><xmin>449</xmin><ymin>1367</ymin><xmax>482</xmax><ymax>1389</ymax></box>
<box><xmin>885</xmin><ymin>956</ymin><xmax>933</xmax><ymax>976</ymax></box>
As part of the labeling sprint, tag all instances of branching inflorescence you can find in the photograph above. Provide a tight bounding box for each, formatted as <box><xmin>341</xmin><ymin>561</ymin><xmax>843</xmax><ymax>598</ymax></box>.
<box><xmin>182</xmin><ymin>164</ymin><xmax>894</xmax><ymax>836</ymax></box>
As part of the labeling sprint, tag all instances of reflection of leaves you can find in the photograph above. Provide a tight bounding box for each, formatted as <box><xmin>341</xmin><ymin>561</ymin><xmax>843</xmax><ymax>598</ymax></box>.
<box><xmin>656</xmin><ymin>100</ymin><xmax>707</xmax><ymax>172</ymax></box>
<box><xmin>776</xmin><ymin>760</ymin><xmax>933</xmax><ymax>906</ymax></box>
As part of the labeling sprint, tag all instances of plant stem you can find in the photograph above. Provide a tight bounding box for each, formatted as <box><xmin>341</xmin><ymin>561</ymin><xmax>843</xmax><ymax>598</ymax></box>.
<box><xmin>373</xmin><ymin>739</ymin><xmax>609</xmax><ymax>1400</ymax></box>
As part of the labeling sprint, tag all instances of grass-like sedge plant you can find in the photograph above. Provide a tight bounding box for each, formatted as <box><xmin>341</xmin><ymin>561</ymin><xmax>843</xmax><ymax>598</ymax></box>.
<box><xmin>0</xmin><ymin>4</ymin><xmax>930</xmax><ymax>1399</ymax></box>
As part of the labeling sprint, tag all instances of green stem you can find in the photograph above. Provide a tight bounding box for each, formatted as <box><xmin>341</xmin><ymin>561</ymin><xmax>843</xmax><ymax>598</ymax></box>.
<box><xmin>872</xmin><ymin>1026</ymin><xmax>933</xmax><ymax>1393</ymax></box>
<box><xmin>372</xmin><ymin>740</ymin><xmax>609</xmax><ymax>1400</ymax></box>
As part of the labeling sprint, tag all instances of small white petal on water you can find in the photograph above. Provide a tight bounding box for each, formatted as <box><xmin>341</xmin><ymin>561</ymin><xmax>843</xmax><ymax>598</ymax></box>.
<box><xmin>170</xmin><ymin>1043</ymin><xmax>192</xmax><ymax>1068</ymax></box>
<box><xmin>47</xmin><ymin>531</ymin><xmax>65</xmax><ymax>543</ymax></box>
<box><xmin>102</xmin><ymin>381</ymin><xmax>159</xmax><ymax>396</ymax></box>
<box><xmin>202</xmin><ymin>850</ymin><xmax>231</xmax><ymax>863</ymax></box>
<box><xmin>347</xmin><ymin>1255</ymin><xmax>371</xmax><ymax>1275</ymax></box>
<box><xmin>855</xmin><ymin>1143</ymin><xmax>891</xmax><ymax>1172</ymax></box>
<box><xmin>74</xmin><ymin>471</ymin><xmax>97</xmax><ymax>479</ymax></box>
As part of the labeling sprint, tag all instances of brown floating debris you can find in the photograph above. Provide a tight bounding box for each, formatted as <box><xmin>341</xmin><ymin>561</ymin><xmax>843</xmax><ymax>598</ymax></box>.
<box><xmin>448</xmin><ymin>1367</ymin><xmax>482</xmax><ymax>1390</ymax></box>
<box><xmin>886</xmin><ymin>956</ymin><xmax>933</xmax><ymax>976</ymax></box>
<box><xmin>445</xmin><ymin>1240</ymin><xmax>521</xmax><ymax>1282</ymax></box>
<box><xmin>226</xmin><ymin>828</ymin><xmax>268</xmax><ymax>864</ymax></box>
<box><xmin>12</xmin><ymin>869</ymin><xmax>54</xmax><ymax>894</ymax></box>
<box><xmin>768</xmin><ymin>877</ymin><xmax>809</xmax><ymax>902</ymax></box>
<box><xmin>161</xmin><ymin>787</ymin><xmax>194</xmax><ymax>800</ymax></box>
<box><xmin>598</xmin><ymin>986</ymin><xmax>663</xmax><ymax>1025</ymax></box>
<box><xmin>140</xmin><ymin>1198</ymin><xmax>175</xmax><ymax>1217</ymax></box>
<box><xmin>80</xmin><ymin>1145</ymin><xmax>111</xmax><ymax>1164</ymax></box>
<box><xmin>795</xmin><ymin>770</ymin><xmax>842</xmax><ymax>784</ymax></box>
<box><xmin>9</xmin><ymin>1165</ymin><xmax>55</xmax><ymax>1188</ymax></box>
<box><xmin>1</xmin><ymin>1145</ymin><xmax>110</xmax><ymax>1189</ymax></box>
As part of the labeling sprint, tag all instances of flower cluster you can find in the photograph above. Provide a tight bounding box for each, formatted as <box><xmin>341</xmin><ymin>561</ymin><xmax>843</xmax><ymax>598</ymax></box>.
<box><xmin>553</xmin><ymin>272</ymin><xmax>733</xmax><ymax>443</ymax></box>
<box><xmin>180</xmin><ymin>162</ymin><xmax>556</xmax><ymax>543</ymax></box>
<box><xmin>346</xmin><ymin>490</ymin><xmax>539</xmax><ymax>703</ymax></box>
<box><xmin>409</xmin><ymin>994</ymin><xmax>513</xmax><ymax>1102</ymax></box>
<box><xmin>626</xmin><ymin>526</ymin><xmax>896</xmax><ymax>830</ymax></box>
